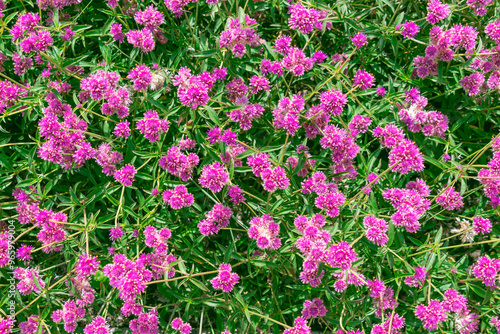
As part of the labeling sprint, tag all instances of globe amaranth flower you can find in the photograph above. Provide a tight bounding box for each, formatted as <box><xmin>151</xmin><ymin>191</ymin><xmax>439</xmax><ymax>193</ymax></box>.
<box><xmin>211</xmin><ymin>263</ymin><xmax>240</xmax><ymax>292</ymax></box>
<box><xmin>363</xmin><ymin>215</ymin><xmax>389</xmax><ymax>246</ymax></box>
<box><xmin>171</xmin><ymin>318</ymin><xmax>192</xmax><ymax>334</ymax></box>
<box><xmin>130</xmin><ymin>309</ymin><xmax>159</xmax><ymax>334</ymax></box>
<box><xmin>472</xmin><ymin>256</ymin><xmax>500</xmax><ymax>289</ymax></box>
<box><xmin>302</xmin><ymin>298</ymin><xmax>327</xmax><ymax>319</ymax></box>
<box><xmin>319</xmin><ymin>89</ymin><xmax>347</xmax><ymax>116</ymax></box>
<box><xmin>52</xmin><ymin>300</ymin><xmax>85</xmax><ymax>332</ymax></box>
<box><xmin>283</xmin><ymin>317</ymin><xmax>311</xmax><ymax>334</ymax></box>
<box><xmin>84</xmin><ymin>317</ymin><xmax>112</xmax><ymax>334</ymax></box>
<box><xmin>352</xmin><ymin>70</ymin><xmax>375</xmax><ymax>91</ymax></box>
<box><xmin>162</xmin><ymin>185</ymin><xmax>194</xmax><ymax>210</ymax></box>
<box><xmin>114</xmin><ymin>164</ymin><xmax>137</xmax><ymax>187</ymax></box>
<box><xmin>127</xmin><ymin>64</ymin><xmax>153</xmax><ymax>92</ymax></box>
<box><xmin>159</xmin><ymin>146</ymin><xmax>199</xmax><ymax>181</ymax></box>
<box><xmin>199</xmin><ymin>162</ymin><xmax>229</xmax><ymax>193</ymax></box>
<box><xmin>427</xmin><ymin>0</ymin><xmax>450</xmax><ymax>25</ymax></box>
<box><xmin>388</xmin><ymin>139</ymin><xmax>424</xmax><ymax>174</ymax></box>
<box><xmin>400</xmin><ymin>21</ymin><xmax>420</xmax><ymax>38</ymax></box>
<box><xmin>472</xmin><ymin>216</ymin><xmax>492</xmax><ymax>234</ymax></box>
<box><xmin>272</xmin><ymin>94</ymin><xmax>304</xmax><ymax>135</ymax></box>
<box><xmin>404</xmin><ymin>266</ymin><xmax>427</xmax><ymax>288</ymax></box>
<box><xmin>14</xmin><ymin>267</ymin><xmax>45</xmax><ymax>295</ymax></box>
<box><xmin>248</xmin><ymin>215</ymin><xmax>281</xmax><ymax>250</ymax></box>
<box><xmin>198</xmin><ymin>204</ymin><xmax>232</xmax><ymax>236</ymax></box>
<box><xmin>137</xmin><ymin>110</ymin><xmax>170</xmax><ymax>142</ymax></box>
<box><xmin>74</xmin><ymin>254</ymin><xmax>99</xmax><ymax>279</ymax></box>
<box><xmin>351</xmin><ymin>33</ymin><xmax>367</xmax><ymax>48</ymax></box>
<box><xmin>415</xmin><ymin>300</ymin><xmax>447</xmax><ymax>331</ymax></box>
<box><xmin>435</xmin><ymin>187</ymin><xmax>464</xmax><ymax>210</ymax></box>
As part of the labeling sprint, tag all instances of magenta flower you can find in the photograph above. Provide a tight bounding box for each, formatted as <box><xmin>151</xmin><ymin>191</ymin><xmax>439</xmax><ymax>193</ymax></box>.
<box><xmin>319</xmin><ymin>89</ymin><xmax>347</xmax><ymax>116</ymax></box>
<box><xmin>162</xmin><ymin>185</ymin><xmax>194</xmax><ymax>210</ymax></box>
<box><xmin>228</xmin><ymin>185</ymin><xmax>246</xmax><ymax>205</ymax></box>
<box><xmin>19</xmin><ymin>316</ymin><xmax>39</xmax><ymax>334</ymax></box>
<box><xmin>363</xmin><ymin>215</ymin><xmax>389</xmax><ymax>246</ymax></box>
<box><xmin>283</xmin><ymin>317</ymin><xmax>311</xmax><ymax>334</ymax></box>
<box><xmin>159</xmin><ymin>146</ymin><xmax>199</xmax><ymax>181</ymax></box>
<box><xmin>110</xmin><ymin>226</ymin><xmax>124</xmax><ymax>240</ymax></box>
<box><xmin>272</xmin><ymin>94</ymin><xmax>304</xmax><ymax>135</ymax></box>
<box><xmin>135</xmin><ymin>5</ymin><xmax>164</xmax><ymax>31</ymax></box>
<box><xmin>302</xmin><ymin>298</ymin><xmax>327</xmax><ymax>319</ymax></box>
<box><xmin>460</xmin><ymin>72</ymin><xmax>485</xmax><ymax>96</ymax></box>
<box><xmin>84</xmin><ymin>317</ymin><xmax>112</xmax><ymax>334</ymax></box>
<box><xmin>388</xmin><ymin>139</ymin><xmax>424</xmax><ymax>174</ymax></box>
<box><xmin>130</xmin><ymin>309</ymin><xmax>159</xmax><ymax>334</ymax></box>
<box><xmin>352</xmin><ymin>70</ymin><xmax>375</xmax><ymax>91</ymax></box>
<box><xmin>126</xmin><ymin>28</ymin><xmax>155</xmax><ymax>52</ymax></box>
<box><xmin>348</xmin><ymin>115</ymin><xmax>372</xmax><ymax>137</ymax></box>
<box><xmin>261</xmin><ymin>167</ymin><xmax>290</xmax><ymax>192</ymax></box>
<box><xmin>287</xmin><ymin>4</ymin><xmax>329</xmax><ymax>34</ymax></box>
<box><xmin>248</xmin><ymin>215</ymin><xmax>281</xmax><ymax>250</ymax></box>
<box><xmin>436</xmin><ymin>187</ymin><xmax>464</xmax><ymax>210</ymax></box>
<box><xmin>351</xmin><ymin>33</ymin><xmax>367</xmax><ymax>48</ymax></box>
<box><xmin>199</xmin><ymin>162</ymin><xmax>229</xmax><ymax>193</ymax></box>
<box><xmin>110</xmin><ymin>23</ymin><xmax>124</xmax><ymax>43</ymax></box>
<box><xmin>14</xmin><ymin>267</ymin><xmax>45</xmax><ymax>295</ymax></box>
<box><xmin>114</xmin><ymin>164</ymin><xmax>137</xmax><ymax>187</ymax></box>
<box><xmin>198</xmin><ymin>204</ymin><xmax>232</xmax><ymax>236</ymax></box>
<box><xmin>127</xmin><ymin>64</ymin><xmax>153</xmax><ymax>91</ymax></box>
<box><xmin>472</xmin><ymin>256</ymin><xmax>500</xmax><ymax>288</ymax></box>
<box><xmin>75</xmin><ymin>254</ymin><xmax>99</xmax><ymax>279</ymax></box>
<box><xmin>443</xmin><ymin>288</ymin><xmax>468</xmax><ymax>313</ymax></box>
<box><xmin>137</xmin><ymin>110</ymin><xmax>170</xmax><ymax>142</ymax></box>
<box><xmin>415</xmin><ymin>300</ymin><xmax>447</xmax><ymax>331</ymax></box>
<box><xmin>52</xmin><ymin>300</ymin><xmax>85</xmax><ymax>332</ymax></box>
<box><xmin>400</xmin><ymin>21</ymin><xmax>420</xmax><ymax>39</ymax></box>
<box><xmin>472</xmin><ymin>216</ymin><xmax>492</xmax><ymax>234</ymax></box>
<box><xmin>211</xmin><ymin>263</ymin><xmax>240</xmax><ymax>292</ymax></box>
<box><xmin>113</xmin><ymin>121</ymin><xmax>131</xmax><ymax>138</ymax></box>
<box><xmin>16</xmin><ymin>244</ymin><xmax>34</xmax><ymax>262</ymax></box>
<box><xmin>326</xmin><ymin>241</ymin><xmax>357</xmax><ymax>270</ymax></box>
<box><xmin>404</xmin><ymin>266</ymin><xmax>427</xmax><ymax>288</ymax></box>
<box><xmin>427</xmin><ymin>0</ymin><xmax>450</xmax><ymax>25</ymax></box>
<box><xmin>171</xmin><ymin>318</ymin><xmax>192</xmax><ymax>334</ymax></box>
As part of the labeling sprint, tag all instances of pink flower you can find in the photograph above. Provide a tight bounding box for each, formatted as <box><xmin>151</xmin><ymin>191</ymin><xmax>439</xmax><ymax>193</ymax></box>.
<box><xmin>126</xmin><ymin>29</ymin><xmax>155</xmax><ymax>52</ymax></box>
<box><xmin>74</xmin><ymin>254</ymin><xmax>99</xmax><ymax>279</ymax></box>
<box><xmin>135</xmin><ymin>5</ymin><xmax>164</xmax><ymax>31</ymax></box>
<box><xmin>315</xmin><ymin>190</ymin><xmax>345</xmax><ymax>217</ymax></box>
<box><xmin>415</xmin><ymin>300</ymin><xmax>447</xmax><ymax>331</ymax></box>
<box><xmin>319</xmin><ymin>89</ymin><xmax>347</xmax><ymax>116</ymax></box>
<box><xmin>199</xmin><ymin>162</ymin><xmax>229</xmax><ymax>193</ymax></box>
<box><xmin>302</xmin><ymin>298</ymin><xmax>327</xmax><ymax>319</ymax></box>
<box><xmin>159</xmin><ymin>146</ymin><xmax>199</xmax><ymax>181</ymax></box>
<box><xmin>137</xmin><ymin>110</ymin><xmax>170</xmax><ymax>142</ymax></box>
<box><xmin>460</xmin><ymin>72</ymin><xmax>485</xmax><ymax>96</ymax></box>
<box><xmin>288</xmin><ymin>4</ymin><xmax>328</xmax><ymax>34</ymax></box>
<box><xmin>130</xmin><ymin>309</ymin><xmax>159</xmax><ymax>334</ymax></box>
<box><xmin>388</xmin><ymin>139</ymin><xmax>424</xmax><ymax>174</ymax></box>
<box><xmin>127</xmin><ymin>64</ymin><xmax>153</xmax><ymax>91</ymax></box>
<box><xmin>436</xmin><ymin>187</ymin><xmax>464</xmax><ymax>210</ymax></box>
<box><xmin>443</xmin><ymin>288</ymin><xmax>468</xmax><ymax>313</ymax></box>
<box><xmin>110</xmin><ymin>23</ymin><xmax>124</xmax><ymax>43</ymax></box>
<box><xmin>113</xmin><ymin>121</ymin><xmax>131</xmax><ymax>138</ymax></box>
<box><xmin>261</xmin><ymin>167</ymin><xmax>290</xmax><ymax>192</ymax></box>
<box><xmin>84</xmin><ymin>317</ymin><xmax>111</xmax><ymax>334</ymax></box>
<box><xmin>110</xmin><ymin>226</ymin><xmax>124</xmax><ymax>240</ymax></box>
<box><xmin>472</xmin><ymin>216</ymin><xmax>492</xmax><ymax>234</ymax></box>
<box><xmin>272</xmin><ymin>94</ymin><xmax>304</xmax><ymax>135</ymax></box>
<box><xmin>52</xmin><ymin>300</ymin><xmax>85</xmax><ymax>332</ymax></box>
<box><xmin>228</xmin><ymin>185</ymin><xmax>246</xmax><ymax>205</ymax></box>
<box><xmin>326</xmin><ymin>241</ymin><xmax>357</xmax><ymax>270</ymax></box>
<box><xmin>351</xmin><ymin>33</ymin><xmax>367</xmax><ymax>48</ymax></box>
<box><xmin>283</xmin><ymin>317</ymin><xmax>311</xmax><ymax>334</ymax></box>
<box><xmin>401</xmin><ymin>21</ymin><xmax>420</xmax><ymax>38</ymax></box>
<box><xmin>14</xmin><ymin>267</ymin><xmax>45</xmax><ymax>295</ymax></box>
<box><xmin>114</xmin><ymin>164</ymin><xmax>137</xmax><ymax>187</ymax></box>
<box><xmin>404</xmin><ymin>266</ymin><xmax>427</xmax><ymax>288</ymax></box>
<box><xmin>198</xmin><ymin>204</ymin><xmax>232</xmax><ymax>236</ymax></box>
<box><xmin>16</xmin><ymin>244</ymin><xmax>34</xmax><ymax>262</ymax></box>
<box><xmin>19</xmin><ymin>316</ymin><xmax>40</xmax><ymax>334</ymax></box>
<box><xmin>427</xmin><ymin>0</ymin><xmax>450</xmax><ymax>25</ymax></box>
<box><xmin>352</xmin><ymin>70</ymin><xmax>375</xmax><ymax>91</ymax></box>
<box><xmin>211</xmin><ymin>263</ymin><xmax>240</xmax><ymax>292</ymax></box>
<box><xmin>363</xmin><ymin>215</ymin><xmax>389</xmax><ymax>246</ymax></box>
<box><xmin>162</xmin><ymin>185</ymin><xmax>194</xmax><ymax>210</ymax></box>
<box><xmin>248</xmin><ymin>215</ymin><xmax>281</xmax><ymax>250</ymax></box>
<box><xmin>171</xmin><ymin>318</ymin><xmax>192</xmax><ymax>334</ymax></box>
<box><xmin>348</xmin><ymin>115</ymin><xmax>372</xmax><ymax>137</ymax></box>
<box><xmin>472</xmin><ymin>256</ymin><xmax>500</xmax><ymax>288</ymax></box>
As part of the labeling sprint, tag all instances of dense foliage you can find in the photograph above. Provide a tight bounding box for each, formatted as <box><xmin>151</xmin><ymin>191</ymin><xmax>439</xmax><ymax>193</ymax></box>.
<box><xmin>1</xmin><ymin>0</ymin><xmax>500</xmax><ymax>333</ymax></box>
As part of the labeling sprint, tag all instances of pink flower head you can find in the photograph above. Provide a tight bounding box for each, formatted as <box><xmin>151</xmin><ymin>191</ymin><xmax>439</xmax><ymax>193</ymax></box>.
<box><xmin>171</xmin><ymin>318</ymin><xmax>192</xmax><ymax>334</ymax></box>
<box><xmin>376</xmin><ymin>86</ymin><xmax>386</xmax><ymax>96</ymax></box>
<box><xmin>19</xmin><ymin>315</ymin><xmax>40</xmax><ymax>334</ymax></box>
<box><xmin>348</xmin><ymin>115</ymin><xmax>372</xmax><ymax>137</ymax></box>
<box><xmin>126</xmin><ymin>29</ymin><xmax>155</xmax><ymax>52</ymax></box>
<box><xmin>129</xmin><ymin>309</ymin><xmax>159</xmax><ymax>334</ymax></box>
<box><xmin>301</xmin><ymin>298</ymin><xmax>327</xmax><ymax>319</ymax></box>
<box><xmin>460</xmin><ymin>72</ymin><xmax>485</xmax><ymax>96</ymax></box>
<box><xmin>472</xmin><ymin>256</ymin><xmax>500</xmax><ymax>288</ymax></box>
<box><xmin>363</xmin><ymin>215</ymin><xmax>389</xmax><ymax>246</ymax></box>
<box><xmin>326</xmin><ymin>241</ymin><xmax>358</xmax><ymax>270</ymax></box>
<box><xmin>198</xmin><ymin>204</ymin><xmax>232</xmax><ymax>236</ymax></box>
<box><xmin>436</xmin><ymin>187</ymin><xmax>464</xmax><ymax>210</ymax></box>
<box><xmin>137</xmin><ymin>110</ymin><xmax>170</xmax><ymax>142</ymax></box>
<box><xmin>319</xmin><ymin>89</ymin><xmax>347</xmax><ymax>116</ymax></box>
<box><xmin>135</xmin><ymin>5</ymin><xmax>164</xmax><ymax>31</ymax></box>
<box><xmin>162</xmin><ymin>185</ymin><xmax>194</xmax><ymax>210</ymax></box>
<box><xmin>427</xmin><ymin>0</ymin><xmax>450</xmax><ymax>25</ymax></box>
<box><xmin>353</xmin><ymin>70</ymin><xmax>375</xmax><ymax>91</ymax></box>
<box><xmin>261</xmin><ymin>167</ymin><xmax>290</xmax><ymax>192</ymax></box>
<box><xmin>415</xmin><ymin>300</ymin><xmax>447</xmax><ymax>331</ymax></box>
<box><xmin>110</xmin><ymin>23</ymin><xmax>124</xmax><ymax>43</ymax></box>
<box><xmin>211</xmin><ymin>263</ymin><xmax>240</xmax><ymax>292</ymax></box>
<box><xmin>315</xmin><ymin>190</ymin><xmax>346</xmax><ymax>217</ymax></box>
<box><xmin>388</xmin><ymin>139</ymin><xmax>424</xmax><ymax>174</ymax></box>
<box><xmin>472</xmin><ymin>216</ymin><xmax>492</xmax><ymax>234</ymax></box>
<box><xmin>75</xmin><ymin>254</ymin><xmax>99</xmax><ymax>279</ymax></box>
<box><xmin>283</xmin><ymin>317</ymin><xmax>311</xmax><ymax>334</ymax></box>
<box><xmin>127</xmin><ymin>64</ymin><xmax>153</xmax><ymax>91</ymax></box>
<box><xmin>351</xmin><ymin>33</ymin><xmax>367</xmax><ymax>48</ymax></box>
<box><xmin>84</xmin><ymin>317</ymin><xmax>111</xmax><ymax>334</ymax></box>
<box><xmin>248</xmin><ymin>215</ymin><xmax>281</xmax><ymax>250</ymax></box>
<box><xmin>228</xmin><ymin>185</ymin><xmax>246</xmax><ymax>205</ymax></box>
<box><xmin>401</xmin><ymin>21</ymin><xmax>420</xmax><ymax>38</ymax></box>
<box><xmin>443</xmin><ymin>288</ymin><xmax>468</xmax><ymax>313</ymax></box>
<box><xmin>113</xmin><ymin>121</ymin><xmax>131</xmax><ymax>138</ymax></box>
<box><xmin>199</xmin><ymin>162</ymin><xmax>229</xmax><ymax>193</ymax></box>
<box><xmin>159</xmin><ymin>146</ymin><xmax>199</xmax><ymax>181</ymax></box>
<box><xmin>272</xmin><ymin>94</ymin><xmax>304</xmax><ymax>135</ymax></box>
<box><xmin>110</xmin><ymin>226</ymin><xmax>124</xmax><ymax>240</ymax></box>
<box><xmin>51</xmin><ymin>300</ymin><xmax>85</xmax><ymax>332</ymax></box>
<box><xmin>114</xmin><ymin>164</ymin><xmax>137</xmax><ymax>187</ymax></box>
<box><xmin>16</xmin><ymin>244</ymin><xmax>34</xmax><ymax>262</ymax></box>
<box><xmin>14</xmin><ymin>267</ymin><xmax>45</xmax><ymax>295</ymax></box>
<box><xmin>288</xmin><ymin>4</ymin><xmax>325</xmax><ymax>34</ymax></box>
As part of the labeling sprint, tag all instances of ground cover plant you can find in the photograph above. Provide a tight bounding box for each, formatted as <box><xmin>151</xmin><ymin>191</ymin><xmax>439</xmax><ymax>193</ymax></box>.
<box><xmin>1</xmin><ymin>0</ymin><xmax>500</xmax><ymax>333</ymax></box>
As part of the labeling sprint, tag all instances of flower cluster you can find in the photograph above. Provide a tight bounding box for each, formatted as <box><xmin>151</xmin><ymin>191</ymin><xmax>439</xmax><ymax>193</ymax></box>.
<box><xmin>211</xmin><ymin>263</ymin><xmax>240</xmax><ymax>292</ymax></box>
<box><xmin>287</xmin><ymin>4</ymin><xmax>330</xmax><ymax>34</ymax></box>
<box><xmin>301</xmin><ymin>298</ymin><xmax>327</xmax><ymax>319</ymax></box>
<box><xmin>199</xmin><ymin>162</ymin><xmax>229</xmax><ymax>192</ymax></box>
<box><xmin>198</xmin><ymin>204</ymin><xmax>232</xmax><ymax>236</ymax></box>
<box><xmin>162</xmin><ymin>185</ymin><xmax>195</xmax><ymax>209</ymax></box>
<box><xmin>84</xmin><ymin>317</ymin><xmax>112</xmax><ymax>334</ymax></box>
<box><xmin>159</xmin><ymin>145</ymin><xmax>200</xmax><ymax>181</ymax></box>
<box><xmin>272</xmin><ymin>94</ymin><xmax>304</xmax><ymax>135</ymax></box>
<box><xmin>472</xmin><ymin>256</ymin><xmax>500</xmax><ymax>289</ymax></box>
<box><xmin>248</xmin><ymin>215</ymin><xmax>281</xmax><ymax>250</ymax></box>
<box><xmin>14</xmin><ymin>267</ymin><xmax>45</xmax><ymax>295</ymax></box>
<box><xmin>51</xmin><ymin>300</ymin><xmax>85</xmax><ymax>332</ymax></box>
<box><xmin>219</xmin><ymin>16</ymin><xmax>263</xmax><ymax>57</ymax></box>
<box><xmin>130</xmin><ymin>309</ymin><xmax>159</xmax><ymax>334</ymax></box>
<box><xmin>137</xmin><ymin>110</ymin><xmax>170</xmax><ymax>142</ymax></box>
<box><xmin>363</xmin><ymin>215</ymin><xmax>389</xmax><ymax>246</ymax></box>
<box><xmin>171</xmin><ymin>318</ymin><xmax>192</xmax><ymax>334</ymax></box>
